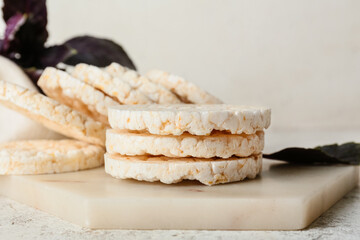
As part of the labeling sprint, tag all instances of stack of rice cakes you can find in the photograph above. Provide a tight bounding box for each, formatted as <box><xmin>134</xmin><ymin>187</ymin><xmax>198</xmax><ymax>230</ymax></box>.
<box><xmin>105</xmin><ymin>105</ymin><xmax>271</xmax><ymax>185</ymax></box>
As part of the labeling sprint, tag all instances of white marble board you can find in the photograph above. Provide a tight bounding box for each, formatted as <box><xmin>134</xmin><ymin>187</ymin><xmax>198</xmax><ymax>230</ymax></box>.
<box><xmin>0</xmin><ymin>159</ymin><xmax>357</xmax><ymax>230</ymax></box>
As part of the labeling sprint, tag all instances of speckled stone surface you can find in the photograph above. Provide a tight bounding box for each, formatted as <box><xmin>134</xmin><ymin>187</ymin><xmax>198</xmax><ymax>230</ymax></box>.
<box><xmin>0</xmin><ymin>187</ymin><xmax>359</xmax><ymax>240</ymax></box>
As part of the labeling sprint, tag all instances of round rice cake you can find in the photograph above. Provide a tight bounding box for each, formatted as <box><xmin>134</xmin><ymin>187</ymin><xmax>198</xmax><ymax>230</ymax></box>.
<box><xmin>105</xmin><ymin>63</ymin><xmax>181</xmax><ymax>104</ymax></box>
<box><xmin>105</xmin><ymin>153</ymin><xmax>262</xmax><ymax>186</ymax></box>
<box><xmin>108</xmin><ymin>104</ymin><xmax>271</xmax><ymax>135</ymax></box>
<box><xmin>146</xmin><ymin>69</ymin><xmax>223</xmax><ymax>104</ymax></box>
<box><xmin>106</xmin><ymin>129</ymin><xmax>264</xmax><ymax>158</ymax></box>
<box><xmin>71</xmin><ymin>64</ymin><xmax>152</xmax><ymax>105</ymax></box>
<box><xmin>0</xmin><ymin>80</ymin><xmax>106</xmax><ymax>146</ymax></box>
<box><xmin>0</xmin><ymin>140</ymin><xmax>104</xmax><ymax>175</ymax></box>
<box><xmin>38</xmin><ymin>67</ymin><xmax>120</xmax><ymax>124</ymax></box>
<box><xmin>0</xmin><ymin>56</ymin><xmax>63</xmax><ymax>142</ymax></box>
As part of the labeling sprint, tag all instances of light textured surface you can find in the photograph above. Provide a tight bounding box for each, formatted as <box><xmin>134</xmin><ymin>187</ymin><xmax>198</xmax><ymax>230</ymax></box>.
<box><xmin>0</xmin><ymin>140</ymin><xmax>104</xmax><ymax>174</ymax></box>
<box><xmin>39</xmin><ymin>67</ymin><xmax>120</xmax><ymax>124</ymax></box>
<box><xmin>108</xmin><ymin>104</ymin><xmax>271</xmax><ymax>135</ymax></box>
<box><xmin>106</xmin><ymin>129</ymin><xmax>264</xmax><ymax>158</ymax></box>
<box><xmin>147</xmin><ymin>69</ymin><xmax>223</xmax><ymax>104</ymax></box>
<box><xmin>105</xmin><ymin>63</ymin><xmax>181</xmax><ymax>104</ymax></box>
<box><xmin>0</xmin><ymin>187</ymin><xmax>359</xmax><ymax>239</ymax></box>
<box><xmin>72</xmin><ymin>64</ymin><xmax>152</xmax><ymax>105</ymax></box>
<box><xmin>0</xmin><ymin>80</ymin><xmax>107</xmax><ymax>146</ymax></box>
<box><xmin>105</xmin><ymin>153</ymin><xmax>262</xmax><ymax>185</ymax></box>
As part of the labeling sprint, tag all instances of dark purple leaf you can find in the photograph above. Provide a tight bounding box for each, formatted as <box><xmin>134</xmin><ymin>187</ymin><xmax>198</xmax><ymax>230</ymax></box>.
<box><xmin>39</xmin><ymin>44</ymin><xmax>76</xmax><ymax>67</ymax></box>
<box><xmin>2</xmin><ymin>0</ymin><xmax>47</xmax><ymax>23</ymax></box>
<box><xmin>1</xmin><ymin>13</ymin><xmax>26</xmax><ymax>53</ymax></box>
<box><xmin>264</xmin><ymin>142</ymin><xmax>360</xmax><ymax>165</ymax></box>
<box><xmin>63</xmin><ymin>36</ymin><xmax>136</xmax><ymax>70</ymax></box>
<box><xmin>2</xmin><ymin>0</ymin><xmax>25</xmax><ymax>21</ymax></box>
<box><xmin>1</xmin><ymin>0</ymin><xmax>48</xmax><ymax>67</ymax></box>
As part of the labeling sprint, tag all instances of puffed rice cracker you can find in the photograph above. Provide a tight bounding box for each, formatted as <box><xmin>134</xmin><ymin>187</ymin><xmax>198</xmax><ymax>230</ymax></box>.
<box><xmin>146</xmin><ymin>69</ymin><xmax>223</xmax><ymax>104</ymax></box>
<box><xmin>105</xmin><ymin>153</ymin><xmax>262</xmax><ymax>186</ymax></box>
<box><xmin>108</xmin><ymin>104</ymin><xmax>271</xmax><ymax>135</ymax></box>
<box><xmin>0</xmin><ymin>140</ymin><xmax>104</xmax><ymax>175</ymax></box>
<box><xmin>106</xmin><ymin>129</ymin><xmax>264</xmax><ymax>158</ymax></box>
<box><xmin>0</xmin><ymin>80</ymin><xmax>106</xmax><ymax>146</ymax></box>
<box><xmin>105</xmin><ymin>63</ymin><xmax>181</xmax><ymax>104</ymax></box>
<box><xmin>38</xmin><ymin>67</ymin><xmax>120</xmax><ymax>124</ymax></box>
<box><xmin>71</xmin><ymin>63</ymin><xmax>152</xmax><ymax>105</ymax></box>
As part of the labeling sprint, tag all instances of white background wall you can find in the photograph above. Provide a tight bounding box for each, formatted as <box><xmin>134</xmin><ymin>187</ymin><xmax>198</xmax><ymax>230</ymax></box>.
<box><xmin>1</xmin><ymin>0</ymin><xmax>359</xmax><ymax>131</ymax></box>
